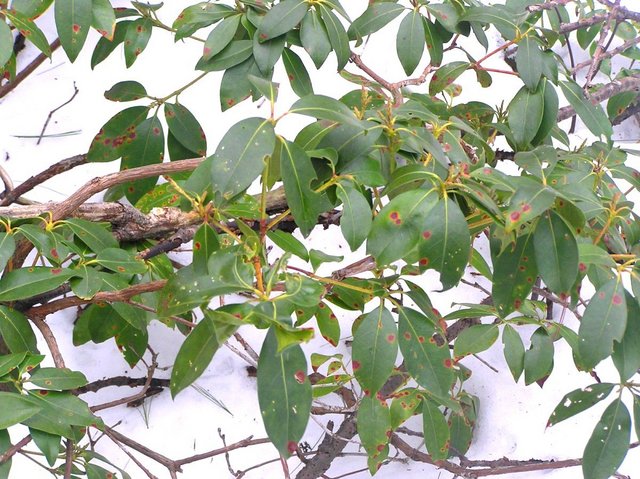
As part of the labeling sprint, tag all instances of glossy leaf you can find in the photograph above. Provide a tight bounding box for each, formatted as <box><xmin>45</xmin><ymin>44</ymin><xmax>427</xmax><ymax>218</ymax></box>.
<box><xmin>123</xmin><ymin>18</ymin><xmax>152</xmax><ymax>67</ymax></box>
<box><xmin>54</xmin><ymin>0</ymin><xmax>92</xmax><ymax>62</ymax></box>
<box><xmin>492</xmin><ymin>231</ymin><xmax>538</xmax><ymax>316</ymax></box>
<box><xmin>429</xmin><ymin>62</ymin><xmax>468</xmax><ymax>96</ymax></box>
<box><xmin>279</xmin><ymin>138</ymin><xmax>330</xmax><ymax>236</ymax></box>
<box><xmin>267</xmin><ymin>230</ymin><xmax>309</xmax><ymax>262</ymax></box>
<box><xmin>203</xmin><ymin>14</ymin><xmax>241</xmax><ymax>60</ymax></box>
<box><xmin>219</xmin><ymin>57</ymin><xmax>261</xmax><ymax>110</ymax></box>
<box><xmin>397</xmin><ymin>10</ymin><xmax>425</xmax><ymax>76</ymax></box>
<box><xmin>453</xmin><ymin>324</ymin><xmax>499</xmax><ymax>359</ymax></box>
<box><xmin>612</xmin><ymin>293</ymin><xmax>640</xmax><ymax>381</ymax></box>
<box><xmin>0</xmin><ymin>352</ymin><xmax>27</xmax><ymax>377</ymax></box>
<box><xmin>96</xmin><ymin>248</ymin><xmax>147</xmax><ymax>274</ymax></box>
<box><xmin>69</xmin><ymin>265</ymin><xmax>103</xmax><ymax>300</ymax></box>
<box><xmin>91</xmin><ymin>20</ymin><xmax>131</xmax><ymax>68</ymax></box>
<box><xmin>315</xmin><ymin>301</ymin><xmax>340</xmax><ymax>347</ymax></box>
<box><xmin>257</xmin><ymin>327</ymin><xmax>312</xmax><ymax>457</ymax></box>
<box><xmin>28</xmin><ymin>429</ymin><xmax>60</xmax><ymax>467</ymax></box>
<box><xmin>336</xmin><ymin>181</ymin><xmax>371</xmax><ymax>251</ymax></box>
<box><xmin>348</xmin><ymin>3</ymin><xmax>404</xmax><ymax>42</ymax></box>
<box><xmin>398</xmin><ymin>306</ymin><xmax>453</xmax><ymax>396</ymax></box>
<box><xmin>300</xmin><ymin>8</ymin><xmax>331</xmax><ymax>68</ymax></box>
<box><xmin>104</xmin><ymin>81</ymin><xmax>147</xmax><ymax>102</ymax></box>
<box><xmin>548</xmin><ymin>383</ymin><xmax>615</xmax><ymax>427</ymax></box>
<box><xmin>0</xmin><ymin>392</ymin><xmax>41</xmax><ymax>430</ymax></box>
<box><xmin>11</xmin><ymin>0</ymin><xmax>53</xmax><ymax>19</ymax></box>
<box><xmin>0</xmin><ymin>424</ymin><xmax>11</xmax><ymax>478</ymax></box>
<box><xmin>423</xmin><ymin>17</ymin><xmax>443</xmax><ymax>66</ymax></box>
<box><xmin>65</xmin><ymin>218</ymin><xmax>118</xmax><ymax>251</ymax></box>
<box><xmin>5</xmin><ymin>10</ymin><xmax>51</xmax><ymax>57</ymax></box>
<box><xmin>508</xmin><ymin>85</ymin><xmax>544</xmax><ymax>149</ymax></box>
<box><xmin>357</xmin><ymin>395</ymin><xmax>391</xmax><ymax>472</ymax></box>
<box><xmin>0</xmin><ymin>233</ymin><xmax>16</xmax><ymax>272</ymax></box>
<box><xmin>290</xmin><ymin>94</ymin><xmax>361</xmax><ymax>127</ymax></box>
<box><xmin>559</xmin><ymin>80</ymin><xmax>613</xmax><ymax>138</ymax></box>
<box><xmin>505</xmin><ymin>181</ymin><xmax>556</xmax><ymax>232</ymax></box>
<box><xmin>87</xmin><ymin>105</ymin><xmax>149</xmax><ymax>163</ymax></box>
<box><xmin>516</xmin><ymin>35</ymin><xmax>543</xmax><ymax>91</ymax></box>
<box><xmin>91</xmin><ymin>0</ymin><xmax>116</xmax><ymax>39</ymax></box>
<box><xmin>253</xmin><ymin>32</ymin><xmax>285</xmax><ymax>75</ymax></box>
<box><xmin>210</xmin><ymin>117</ymin><xmax>275</xmax><ymax>202</ymax></box>
<box><xmin>0</xmin><ymin>306</ymin><xmax>38</xmax><ymax>353</ymax></box>
<box><xmin>578</xmin><ymin>277</ymin><xmax>627</xmax><ymax>370</ymax></box>
<box><xmin>24</xmin><ymin>390</ymin><xmax>101</xmax><ymax>438</ymax></box>
<box><xmin>460</xmin><ymin>5</ymin><xmax>522</xmax><ymax>40</ymax></box>
<box><xmin>390</xmin><ymin>388</ymin><xmax>423</xmax><ymax>429</ymax></box>
<box><xmin>582</xmin><ymin>399</ymin><xmax>631</xmax><ymax>479</ymax></box>
<box><xmin>164</xmin><ymin>103</ymin><xmax>206</xmax><ymax>156</ymax></box>
<box><xmin>418</xmin><ymin>197</ymin><xmax>471</xmax><ymax>290</ymax></box>
<box><xmin>524</xmin><ymin>327</ymin><xmax>553</xmax><ymax>385</ymax></box>
<box><xmin>0</xmin><ymin>21</ymin><xmax>13</xmax><ymax>67</ymax></box>
<box><xmin>367</xmin><ymin>188</ymin><xmax>438</xmax><ymax>265</ymax></box>
<box><xmin>170</xmin><ymin>311</ymin><xmax>236</xmax><ymax>397</ymax></box>
<box><xmin>196</xmin><ymin>40</ymin><xmax>253</xmax><ymax>71</ymax></box>
<box><xmin>192</xmin><ymin>223</ymin><xmax>220</xmax><ymax>274</ymax></box>
<box><xmin>352</xmin><ymin>306</ymin><xmax>398</xmax><ymax>395</ymax></box>
<box><xmin>422</xmin><ymin>400</ymin><xmax>450</xmax><ymax>461</ymax></box>
<box><xmin>532</xmin><ymin>80</ymin><xmax>559</xmax><ymax>145</ymax></box>
<box><xmin>0</xmin><ymin>267</ymin><xmax>76</xmax><ymax>301</ymax></box>
<box><xmin>533</xmin><ymin>210</ymin><xmax>578</xmax><ymax>295</ymax></box>
<box><xmin>283</xmin><ymin>47</ymin><xmax>313</xmax><ymax>97</ymax></box>
<box><xmin>256</xmin><ymin>0</ymin><xmax>309</xmax><ymax>42</ymax></box>
<box><xmin>28</xmin><ymin>368</ymin><xmax>88</xmax><ymax>390</ymax></box>
<box><xmin>502</xmin><ymin>324</ymin><xmax>525</xmax><ymax>381</ymax></box>
<box><xmin>318</xmin><ymin>5</ymin><xmax>349</xmax><ymax>70</ymax></box>
<box><xmin>172</xmin><ymin>3</ymin><xmax>235</xmax><ymax>40</ymax></box>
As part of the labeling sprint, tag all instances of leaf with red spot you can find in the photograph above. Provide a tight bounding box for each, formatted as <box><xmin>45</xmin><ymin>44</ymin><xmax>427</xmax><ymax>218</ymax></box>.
<box><xmin>422</xmin><ymin>399</ymin><xmax>450</xmax><ymax>461</ymax></box>
<box><xmin>104</xmin><ymin>80</ymin><xmax>147</xmax><ymax>102</ymax></box>
<box><xmin>124</xmin><ymin>18</ymin><xmax>152</xmax><ymax>67</ymax></box>
<box><xmin>429</xmin><ymin>61</ymin><xmax>468</xmax><ymax>96</ymax></box>
<box><xmin>5</xmin><ymin>9</ymin><xmax>51</xmax><ymax>57</ymax></box>
<box><xmin>283</xmin><ymin>47</ymin><xmax>313</xmax><ymax>98</ymax></box>
<box><xmin>0</xmin><ymin>20</ymin><xmax>13</xmax><ymax>67</ymax></box>
<box><xmin>398</xmin><ymin>306</ymin><xmax>454</xmax><ymax>397</ymax></box>
<box><xmin>390</xmin><ymin>388</ymin><xmax>423</xmax><ymax>429</ymax></box>
<box><xmin>120</xmin><ymin>115</ymin><xmax>165</xmax><ymax>203</ymax></box>
<box><xmin>91</xmin><ymin>19</ymin><xmax>132</xmax><ymax>69</ymax></box>
<box><xmin>492</xmin><ymin>230</ymin><xmax>538</xmax><ymax>317</ymax></box>
<box><xmin>23</xmin><ymin>390</ymin><xmax>101</xmax><ymax>438</ymax></box>
<box><xmin>10</xmin><ymin>0</ymin><xmax>54</xmax><ymax>19</ymax></box>
<box><xmin>367</xmin><ymin>188</ymin><xmax>439</xmax><ymax>266</ymax></box>
<box><xmin>170</xmin><ymin>310</ymin><xmax>238</xmax><ymax>397</ymax></box>
<box><xmin>28</xmin><ymin>367</ymin><xmax>88</xmax><ymax>391</ymax></box>
<box><xmin>578</xmin><ymin>277</ymin><xmax>627</xmax><ymax>370</ymax></box>
<box><xmin>192</xmin><ymin>223</ymin><xmax>220</xmax><ymax>274</ymax></box>
<box><xmin>87</xmin><ymin>106</ymin><xmax>149</xmax><ymax>163</ymax></box>
<box><xmin>69</xmin><ymin>265</ymin><xmax>103</xmax><ymax>300</ymax></box>
<box><xmin>96</xmin><ymin>248</ymin><xmax>147</xmax><ymax>274</ymax></box>
<box><xmin>357</xmin><ymin>395</ymin><xmax>391</xmax><ymax>474</ymax></box>
<box><xmin>352</xmin><ymin>306</ymin><xmax>398</xmax><ymax>395</ymax></box>
<box><xmin>172</xmin><ymin>2</ymin><xmax>236</xmax><ymax>41</ymax></box>
<box><xmin>202</xmin><ymin>13</ymin><xmax>241</xmax><ymax>60</ymax></box>
<box><xmin>504</xmin><ymin>180</ymin><xmax>556</xmax><ymax>233</ymax></box>
<box><xmin>164</xmin><ymin>103</ymin><xmax>207</xmax><ymax>156</ymax></box>
<box><xmin>533</xmin><ymin>210</ymin><xmax>578</xmax><ymax>295</ymax></box>
<box><xmin>0</xmin><ymin>267</ymin><xmax>77</xmax><ymax>302</ymax></box>
<box><xmin>417</xmin><ymin>197</ymin><xmax>471</xmax><ymax>290</ymax></box>
<box><xmin>315</xmin><ymin>301</ymin><xmax>340</xmax><ymax>347</ymax></box>
<box><xmin>256</xmin><ymin>0</ymin><xmax>309</xmax><ymax>43</ymax></box>
<box><xmin>91</xmin><ymin>0</ymin><xmax>116</xmax><ymax>39</ymax></box>
<box><xmin>258</xmin><ymin>326</ymin><xmax>312</xmax><ymax>457</ymax></box>
<box><xmin>612</xmin><ymin>292</ymin><xmax>640</xmax><ymax>381</ymax></box>
<box><xmin>54</xmin><ymin>0</ymin><xmax>92</xmax><ymax>62</ymax></box>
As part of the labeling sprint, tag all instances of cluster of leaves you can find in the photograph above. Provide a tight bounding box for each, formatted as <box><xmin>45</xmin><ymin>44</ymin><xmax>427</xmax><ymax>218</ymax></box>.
<box><xmin>2</xmin><ymin>0</ymin><xmax>640</xmax><ymax>478</ymax></box>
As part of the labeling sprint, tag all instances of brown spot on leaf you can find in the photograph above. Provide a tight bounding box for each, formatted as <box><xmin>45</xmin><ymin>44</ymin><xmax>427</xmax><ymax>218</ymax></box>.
<box><xmin>294</xmin><ymin>370</ymin><xmax>305</xmax><ymax>384</ymax></box>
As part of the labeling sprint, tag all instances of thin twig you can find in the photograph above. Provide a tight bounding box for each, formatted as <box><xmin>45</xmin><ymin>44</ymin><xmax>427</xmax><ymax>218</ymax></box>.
<box><xmin>37</xmin><ymin>82</ymin><xmax>79</xmax><ymax>145</ymax></box>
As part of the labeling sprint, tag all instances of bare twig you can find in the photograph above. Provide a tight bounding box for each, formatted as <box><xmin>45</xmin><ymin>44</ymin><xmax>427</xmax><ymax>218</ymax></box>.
<box><xmin>526</xmin><ymin>0</ymin><xmax>572</xmax><ymax>12</ymax></box>
<box><xmin>37</xmin><ymin>82</ymin><xmax>79</xmax><ymax>145</ymax></box>
<box><xmin>0</xmin><ymin>435</ymin><xmax>32</xmax><ymax>465</ymax></box>
<box><xmin>584</xmin><ymin>1</ymin><xmax>620</xmax><ymax>88</ymax></box>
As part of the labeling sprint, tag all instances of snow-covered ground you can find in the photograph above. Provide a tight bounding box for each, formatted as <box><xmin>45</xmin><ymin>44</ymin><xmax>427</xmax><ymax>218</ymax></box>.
<box><xmin>1</xmin><ymin>1</ymin><xmax>639</xmax><ymax>478</ymax></box>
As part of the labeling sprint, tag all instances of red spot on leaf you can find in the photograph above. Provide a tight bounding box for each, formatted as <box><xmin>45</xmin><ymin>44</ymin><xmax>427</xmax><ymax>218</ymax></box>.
<box><xmin>419</xmin><ymin>258</ymin><xmax>429</xmax><ymax>266</ymax></box>
<box><xmin>514</xmin><ymin>298</ymin><xmax>522</xmax><ymax>309</ymax></box>
<box><xmin>50</xmin><ymin>248</ymin><xmax>58</xmax><ymax>258</ymax></box>
<box><xmin>194</xmin><ymin>241</ymin><xmax>201</xmax><ymax>250</ymax></box>
<box><xmin>521</xmin><ymin>203</ymin><xmax>531</xmax><ymax>212</ymax></box>
<box><xmin>38</xmin><ymin>390</ymin><xmax>49</xmax><ymax>396</ymax></box>
<box><xmin>386</xmin><ymin>334</ymin><xmax>396</xmax><ymax>343</ymax></box>
<box><xmin>612</xmin><ymin>294</ymin><xmax>623</xmax><ymax>305</ymax></box>
<box><xmin>51</xmin><ymin>268</ymin><xmax>62</xmax><ymax>275</ymax></box>
<box><xmin>418</xmin><ymin>336</ymin><xmax>425</xmax><ymax>343</ymax></box>
<box><xmin>510</xmin><ymin>211</ymin><xmax>521</xmax><ymax>222</ymax></box>
<box><xmin>72</xmin><ymin>24</ymin><xmax>81</xmax><ymax>34</ymax></box>
<box><xmin>117</xmin><ymin>266</ymin><xmax>126</xmax><ymax>272</ymax></box>
<box><xmin>153</xmin><ymin>127</ymin><xmax>161</xmax><ymax>135</ymax></box>
<box><xmin>403</xmin><ymin>331</ymin><xmax>411</xmax><ymax>340</ymax></box>
<box><xmin>519</xmin><ymin>265</ymin><xmax>526</xmax><ymax>271</ymax></box>
<box><xmin>422</xmin><ymin>230</ymin><xmax>432</xmax><ymax>240</ymax></box>
<box><xmin>294</xmin><ymin>370</ymin><xmax>306</xmax><ymax>384</ymax></box>
<box><xmin>376</xmin><ymin>444</ymin><xmax>386</xmax><ymax>452</ymax></box>
<box><xmin>578</xmin><ymin>262</ymin><xmax>587</xmax><ymax>272</ymax></box>
<box><xmin>287</xmin><ymin>441</ymin><xmax>298</xmax><ymax>454</ymax></box>
<box><xmin>352</xmin><ymin>360</ymin><xmax>360</xmax><ymax>370</ymax></box>
<box><xmin>443</xmin><ymin>358</ymin><xmax>453</xmax><ymax>368</ymax></box>
<box><xmin>598</xmin><ymin>291</ymin><xmax>606</xmax><ymax>299</ymax></box>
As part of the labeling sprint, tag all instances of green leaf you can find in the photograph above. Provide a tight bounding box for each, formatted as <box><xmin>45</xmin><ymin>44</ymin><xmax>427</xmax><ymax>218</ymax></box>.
<box><xmin>348</xmin><ymin>2</ymin><xmax>404</xmax><ymax>42</ymax></box>
<box><xmin>170</xmin><ymin>311</ymin><xmax>236</xmax><ymax>397</ymax></box>
<box><xmin>219</xmin><ymin>57</ymin><xmax>261</xmax><ymax>111</ymax></box>
<box><xmin>0</xmin><ymin>352</ymin><xmax>27</xmax><ymax>377</ymax></box>
<box><xmin>460</xmin><ymin>5</ymin><xmax>522</xmax><ymax>40</ymax></box>
<box><xmin>69</xmin><ymin>265</ymin><xmax>102</xmax><ymax>300</ymax></box>
<box><xmin>418</xmin><ymin>198</ymin><xmax>471</xmax><ymax>290</ymax></box>
<box><xmin>397</xmin><ymin>11</ymin><xmax>425</xmax><ymax>76</ymax></box>
<box><xmin>279</xmin><ymin>138</ymin><xmax>331</xmax><ymax>236</ymax></box>
<box><xmin>253</xmin><ymin>32</ymin><xmax>285</xmax><ymax>75</ymax></box>
<box><xmin>210</xmin><ymin>117</ymin><xmax>275</xmax><ymax>203</ymax></box>
<box><xmin>164</xmin><ymin>103</ymin><xmax>206</xmax><ymax>156</ymax></box>
<box><xmin>607</xmin><ymin>91</ymin><xmax>637</xmax><ymax>121</ymax></box>
<box><xmin>533</xmin><ymin>210</ymin><xmax>578</xmax><ymax>295</ymax></box>
<box><xmin>357</xmin><ymin>396</ymin><xmax>391</xmax><ymax>473</ymax></box>
<box><xmin>352</xmin><ymin>306</ymin><xmax>398</xmax><ymax>395</ymax></box>
<box><xmin>91</xmin><ymin>19</ymin><xmax>131</xmax><ymax>69</ymax></box>
<box><xmin>172</xmin><ymin>2</ymin><xmax>235</xmax><ymax>40</ymax></box>
<box><xmin>0</xmin><ymin>21</ymin><xmax>13</xmax><ymax>67</ymax></box>
<box><xmin>124</xmin><ymin>18</ymin><xmax>153</xmax><ymax>67</ymax></box>
<box><xmin>429</xmin><ymin>62</ymin><xmax>469</xmax><ymax>96</ymax></box>
<box><xmin>29</xmin><ymin>429</ymin><xmax>60</xmax><ymax>467</ymax></box>
<box><xmin>505</xmin><ymin>181</ymin><xmax>556</xmax><ymax>232</ymax></box>
<box><xmin>578</xmin><ymin>277</ymin><xmax>627</xmax><ymax>370</ymax></box>
<box><xmin>290</xmin><ymin>94</ymin><xmax>361</xmax><ymax>127</ymax></box>
<box><xmin>5</xmin><ymin>10</ymin><xmax>51</xmax><ymax>57</ymax></box>
<box><xmin>24</xmin><ymin>390</ymin><xmax>101</xmax><ymax>438</ymax></box>
<box><xmin>54</xmin><ymin>0</ymin><xmax>92</xmax><ymax>62</ymax></box>
<box><xmin>390</xmin><ymin>388</ymin><xmax>423</xmax><ymax>429</ymax></box>
<box><xmin>612</xmin><ymin>292</ymin><xmax>640</xmax><ymax>381</ymax></box>
<box><xmin>283</xmin><ymin>47</ymin><xmax>313</xmax><ymax>98</ymax></box>
<box><xmin>196</xmin><ymin>40</ymin><xmax>253</xmax><ymax>71</ymax></box>
<box><xmin>28</xmin><ymin>368</ymin><xmax>88</xmax><ymax>390</ymax></box>
<box><xmin>318</xmin><ymin>5</ymin><xmax>349</xmax><ymax>70</ymax></box>
<box><xmin>502</xmin><ymin>324</ymin><xmax>525</xmax><ymax>381</ymax></box>
<box><xmin>0</xmin><ymin>392</ymin><xmax>41</xmax><ymax>429</ymax></box>
<box><xmin>508</xmin><ymin>85</ymin><xmax>544</xmax><ymax>149</ymax></box>
<box><xmin>91</xmin><ymin>0</ymin><xmax>116</xmax><ymax>39</ymax></box>
<box><xmin>559</xmin><ymin>80</ymin><xmax>613</xmax><ymax>138</ymax></box>
<box><xmin>523</xmin><ymin>327</ymin><xmax>553</xmax><ymax>385</ymax></box>
<box><xmin>367</xmin><ymin>189</ymin><xmax>439</xmax><ymax>265</ymax></box>
<box><xmin>87</xmin><ymin>105</ymin><xmax>149</xmax><ymax>163</ymax></box>
<box><xmin>300</xmin><ymin>8</ymin><xmax>331</xmax><ymax>68</ymax></box>
<box><xmin>11</xmin><ymin>0</ymin><xmax>54</xmax><ymax>19</ymax></box>
<box><xmin>96</xmin><ymin>248</ymin><xmax>147</xmax><ymax>274</ymax></box>
<box><xmin>453</xmin><ymin>324</ymin><xmax>499</xmax><ymax>359</ymax></box>
<box><xmin>582</xmin><ymin>399</ymin><xmax>631</xmax><ymax>479</ymax></box>
<box><xmin>309</xmin><ymin>249</ymin><xmax>343</xmax><ymax>271</ymax></box>
<box><xmin>422</xmin><ymin>400</ymin><xmax>450</xmax><ymax>461</ymax></box>
<box><xmin>267</xmin><ymin>230</ymin><xmax>309</xmax><ymax>262</ymax></box>
<box><xmin>256</xmin><ymin>0</ymin><xmax>309</xmax><ymax>42</ymax></box>
<box><xmin>257</xmin><ymin>327</ymin><xmax>311</xmax><ymax>457</ymax></box>
<box><xmin>0</xmin><ymin>267</ymin><xmax>76</xmax><ymax>302</ymax></box>
<box><xmin>516</xmin><ymin>35</ymin><xmax>543</xmax><ymax>91</ymax></box>
<box><xmin>192</xmin><ymin>223</ymin><xmax>220</xmax><ymax>274</ymax></box>
<box><xmin>336</xmin><ymin>181</ymin><xmax>371</xmax><ymax>251</ymax></box>
<box><xmin>0</xmin><ymin>233</ymin><xmax>16</xmax><ymax>272</ymax></box>
<box><xmin>65</xmin><ymin>218</ymin><xmax>118</xmax><ymax>251</ymax></box>
<box><xmin>104</xmin><ymin>81</ymin><xmax>147</xmax><ymax>102</ymax></box>
<box><xmin>397</xmin><ymin>306</ymin><xmax>453</xmax><ymax>396</ymax></box>
<box><xmin>492</xmin><ymin>231</ymin><xmax>538</xmax><ymax>316</ymax></box>
<box><xmin>203</xmin><ymin>14</ymin><xmax>241</xmax><ymax>60</ymax></box>
<box><xmin>423</xmin><ymin>17</ymin><xmax>443</xmax><ymax>67</ymax></box>
<box><xmin>0</xmin><ymin>428</ymin><xmax>11</xmax><ymax>479</ymax></box>
<box><xmin>0</xmin><ymin>306</ymin><xmax>38</xmax><ymax>353</ymax></box>
<box><xmin>315</xmin><ymin>301</ymin><xmax>340</xmax><ymax>347</ymax></box>
<box><xmin>548</xmin><ymin>383</ymin><xmax>615</xmax><ymax>427</ymax></box>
